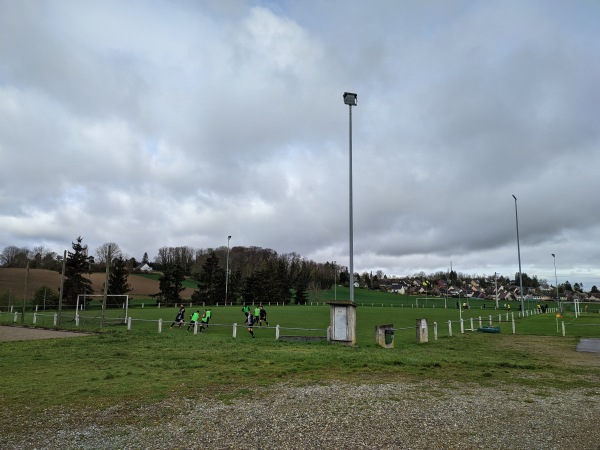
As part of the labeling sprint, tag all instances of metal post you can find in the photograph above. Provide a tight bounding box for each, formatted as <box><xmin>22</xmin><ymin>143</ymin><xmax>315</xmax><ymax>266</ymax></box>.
<box><xmin>349</xmin><ymin>102</ymin><xmax>354</xmax><ymax>304</ymax></box>
<box><xmin>101</xmin><ymin>247</ymin><xmax>111</xmax><ymax>328</ymax></box>
<box><xmin>343</xmin><ymin>92</ymin><xmax>357</xmax><ymax>303</ymax></box>
<box><xmin>552</xmin><ymin>253</ymin><xmax>559</xmax><ymax>306</ymax></box>
<box><xmin>58</xmin><ymin>250</ymin><xmax>66</xmax><ymax>326</ymax></box>
<box><xmin>494</xmin><ymin>272</ymin><xmax>498</xmax><ymax>309</ymax></box>
<box><xmin>512</xmin><ymin>195</ymin><xmax>525</xmax><ymax>314</ymax></box>
<box><xmin>22</xmin><ymin>260</ymin><xmax>29</xmax><ymax>324</ymax></box>
<box><xmin>333</xmin><ymin>261</ymin><xmax>337</xmax><ymax>301</ymax></box>
<box><xmin>226</xmin><ymin>235</ymin><xmax>231</xmax><ymax>303</ymax></box>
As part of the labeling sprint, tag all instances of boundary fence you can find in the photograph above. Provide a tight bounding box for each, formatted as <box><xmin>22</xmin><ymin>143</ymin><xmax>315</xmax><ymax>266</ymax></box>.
<box><xmin>3</xmin><ymin>305</ymin><xmax>599</xmax><ymax>343</ymax></box>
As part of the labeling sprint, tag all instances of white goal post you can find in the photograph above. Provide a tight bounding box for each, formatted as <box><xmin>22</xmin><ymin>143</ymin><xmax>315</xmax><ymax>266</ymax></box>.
<box><xmin>76</xmin><ymin>294</ymin><xmax>129</xmax><ymax>323</ymax></box>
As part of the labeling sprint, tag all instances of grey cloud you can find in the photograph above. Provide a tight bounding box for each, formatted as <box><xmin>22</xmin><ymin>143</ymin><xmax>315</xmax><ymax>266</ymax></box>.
<box><xmin>1</xmin><ymin>0</ymin><xmax>599</xmax><ymax>287</ymax></box>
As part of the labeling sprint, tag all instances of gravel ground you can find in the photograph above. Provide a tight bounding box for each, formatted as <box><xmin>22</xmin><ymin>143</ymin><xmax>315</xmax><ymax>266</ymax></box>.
<box><xmin>0</xmin><ymin>325</ymin><xmax>90</xmax><ymax>342</ymax></box>
<box><xmin>3</xmin><ymin>381</ymin><xmax>600</xmax><ymax>449</ymax></box>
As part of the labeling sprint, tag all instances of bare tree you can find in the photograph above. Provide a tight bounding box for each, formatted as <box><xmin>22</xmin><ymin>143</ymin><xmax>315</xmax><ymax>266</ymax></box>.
<box><xmin>0</xmin><ymin>246</ymin><xmax>29</xmax><ymax>267</ymax></box>
<box><xmin>95</xmin><ymin>243</ymin><xmax>122</xmax><ymax>265</ymax></box>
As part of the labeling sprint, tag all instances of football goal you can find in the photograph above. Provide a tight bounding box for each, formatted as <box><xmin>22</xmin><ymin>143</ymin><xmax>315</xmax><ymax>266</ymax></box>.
<box><xmin>76</xmin><ymin>294</ymin><xmax>129</xmax><ymax>324</ymax></box>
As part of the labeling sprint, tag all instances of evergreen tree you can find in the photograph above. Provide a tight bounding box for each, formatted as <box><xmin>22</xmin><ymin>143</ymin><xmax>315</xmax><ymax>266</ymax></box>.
<box><xmin>142</xmin><ymin>252</ymin><xmax>149</xmax><ymax>264</ymax></box>
<box><xmin>227</xmin><ymin>268</ymin><xmax>243</xmax><ymax>304</ymax></box>
<box><xmin>107</xmin><ymin>256</ymin><xmax>132</xmax><ymax>306</ymax></box>
<box><xmin>62</xmin><ymin>237</ymin><xmax>93</xmax><ymax>307</ymax></box>
<box><xmin>33</xmin><ymin>285</ymin><xmax>59</xmax><ymax>309</ymax></box>
<box><xmin>158</xmin><ymin>264</ymin><xmax>185</xmax><ymax>305</ymax></box>
<box><xmin>241</xmin><ymin>273</ymin><xmax>259</xmax><ymax>305</ymax></box>
<box><xmin>293</xmin><ymin>260</ymin><xmax>310</xmax><ymax>304</ymax></box>
<box><xmin>192</xmin><ymin>251</ymin><xmax>225</xmax><ymax>305</ymax></box>
<box><xmin>294</xmin><ymin>277</ymin><xmax>309</xmax><ymax>304</ymax></box>
<box><xmin>339</xmin><ymin>268</ymin><xmax>349</xmax><ymax>286</ymax></box>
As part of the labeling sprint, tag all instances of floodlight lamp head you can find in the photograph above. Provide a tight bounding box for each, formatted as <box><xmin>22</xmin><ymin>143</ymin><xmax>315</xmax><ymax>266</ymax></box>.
<box><xmin>343</xmin><ymin>92</ymin><xmax>357</xmax><ymax>106</ymax></box>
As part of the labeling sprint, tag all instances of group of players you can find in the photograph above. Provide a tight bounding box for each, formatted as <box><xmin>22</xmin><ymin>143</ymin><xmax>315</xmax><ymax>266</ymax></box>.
<box><xmin>242</xmin><ymin>304</ymin><xmax>269</xmax><ymax>338</ymax></box>
<box><xmin>169</xmin><ymin>304</ymin><xmax>212</xmax><ymax>332</ymax></box>
<box><xmin>169</xmin><ymin>303</ymin><xmax>269</xmax><ymax>339</ymax></box>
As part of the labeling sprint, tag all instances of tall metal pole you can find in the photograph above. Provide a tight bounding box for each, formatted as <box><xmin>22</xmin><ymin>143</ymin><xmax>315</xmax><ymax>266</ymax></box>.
<box><xmin>552</xmin><ymin>253</ymin><xmax>559</xmax><ymax>304</ymax></box>
<box><xmin>58</xmin><ymin>250</ymin><xmax>66</xmax><ymax>326</ymax></box>
<box><xmin>333</xmin><ymin>261</ymin><xmax>337</xmax><ymax>301</ymax></box>
<box><xmin>225</xmin><ymin>235</ymin><xmax>231</xmax><ymax>304</ymax></box>
<box><xmin>343</xmin><ymin>92</ymin><xmax>357</xmax><ymax>303</ymax></box>
<box><xmin>348</xmin><ymin>99</ymin><xmax>355</xmax><ymax>303</ymax></box>
<box><xmin>101</xmin><ymin>247</ymin><xmax>111</xmax><ymax>328</ymax></box>
<box><xmin>22</xmin><ymin>260</ymin><xmax>29</xmax><ymax>324</ymax></box>
<box><xmin>495</xmin><ymin>271</ymin><xmax>498</xmax><ymax>310</ymax></box>
<box><xmin>512</xmin><ymin>195</ymin><xmax>525</xmax><ymax>314</ymax></box>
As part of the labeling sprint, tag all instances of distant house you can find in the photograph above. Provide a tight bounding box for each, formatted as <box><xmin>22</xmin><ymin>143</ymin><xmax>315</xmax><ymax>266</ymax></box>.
<box><xmin>136</xmin><ymin>263</ymin><xmax>153</xmax><ymax>272</ymax></box>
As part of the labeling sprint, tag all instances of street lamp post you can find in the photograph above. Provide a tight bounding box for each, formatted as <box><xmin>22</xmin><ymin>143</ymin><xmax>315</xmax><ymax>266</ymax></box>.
<box><xmin>512</xmin><ymin>195</ymin><xmax>525</xmax><ymax>315</ymax></box>
<box><xmin>495</xmin><ymin>271</ymin><xmax>499</xmax><ymax>310</ymax></box>
<box><xmin>343</xmin><ymin>92</ymin><xmax>357</xmax><ymax>303</ymax></box>
<box><xmin>552</xmin><ymin>253</ymin><xmax>559</xmax><ymax>304</ymax></box>
<box><xmin>225</xmin><ymin>235</ymin><xmax>231</xmax><ymax>304</ymax></box>
<box><xmin>333</xmin><ymin>261</ymin><xmax>337</xmax><ymax>301</ymax></box>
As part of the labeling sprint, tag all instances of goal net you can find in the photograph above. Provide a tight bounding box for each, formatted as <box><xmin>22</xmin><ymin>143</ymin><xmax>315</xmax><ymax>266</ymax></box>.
<box><xmin>76</xmin><ymin>294</ymin><xmax>129</xmax><ymax>325</ymax></box>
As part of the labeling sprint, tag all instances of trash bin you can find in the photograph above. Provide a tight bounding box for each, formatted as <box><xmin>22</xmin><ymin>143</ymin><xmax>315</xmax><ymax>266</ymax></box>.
<box><xmin>375</xmin><ymin>324</ymin><xmax>394</xmax><ymax>348</ymax></box>
<box><xmin>384</xmin><ymin>329</ymin><xmax>394</xmax><ymax>346</ymax></box>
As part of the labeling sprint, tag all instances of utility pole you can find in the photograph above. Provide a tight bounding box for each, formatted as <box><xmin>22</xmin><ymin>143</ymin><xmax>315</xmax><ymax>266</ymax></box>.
<box><xmin>101</xmin><ymin>247</ymin><xmax>111</xmax><ymax>328</ymax></box>
<box><xmin>58</xmin><ymin>250</ymin><xmax>66</xmax><ymax>326</ymax></box>
<box><xmin>495</xmin><ymin>272</ymin><xmax>498</xmax><ymax>310</ymax></box>
<box><xmin>22</xmin><ymin>260</ymin><xmax>29</xmax><ymax>324</ymax></box>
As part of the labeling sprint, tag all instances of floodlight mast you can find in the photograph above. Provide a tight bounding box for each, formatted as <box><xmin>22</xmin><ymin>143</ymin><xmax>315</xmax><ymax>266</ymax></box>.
<box><xmin>343</xmin><ymin>92</ymin><xmax>357</xmax><ymax>303</ymax></box>
<box><xmin>552</xmin><ymin>253</ymin><xmax>559</xmax><ymax>305</ymax></box>
<box><xmin>226</xmin><ymin>236</ymin><xmax>231</xmax><ymax>303</ymax></box>
<box><xmin>512</xmin><ymin>195</ymin><xmax>525</xmax><ymax>315</ymax></box>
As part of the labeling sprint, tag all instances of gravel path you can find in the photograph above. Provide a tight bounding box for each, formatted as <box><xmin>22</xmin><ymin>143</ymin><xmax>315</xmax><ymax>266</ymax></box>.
<box><xmin>3</xmin><ymin>381</ymin><xmax>599</xmax><ymax>449</ymax></box>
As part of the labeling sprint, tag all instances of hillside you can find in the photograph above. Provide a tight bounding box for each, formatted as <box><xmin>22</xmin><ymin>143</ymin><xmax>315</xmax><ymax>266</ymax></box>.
<box><xmin>0</xmin><ymin>268</ymin><xmax>195</xmax><ymax>300</ymax></box>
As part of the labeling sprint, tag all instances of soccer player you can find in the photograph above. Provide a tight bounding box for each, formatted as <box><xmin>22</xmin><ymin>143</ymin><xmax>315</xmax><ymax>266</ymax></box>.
<box><xmin>247</xmin><ymin>312</ymin><xmax>255</xmax><ymax>338</ymax></box>
<box><xmin>206</xmin><ymin>308</ymin><xmax>212</xmax><ymax>327</ymax></box>
<box><xmin>187</xmin><ymin>310</ymin><xmax>200</xmax><ymax>332</ymax></box>
<box><xmin>170</xmin><ymin>304</ymin><xmax>186</xmax><ymax>329</ymax></box>
<box><xmin>253</xmin><ymin>306</ymin><xmax>261</xmax><ymax>326</ymax></box>
<box><xmin>259</xmin><ymin>305</ymin><xmax>268</xmax><ymax>326</ymax></box>
<box><xmin>242</xmin><ymin>304</ymin><xmax>250</xmax><ymax>323</ymax></box>
<box><xmin>199</xmin><ymin>309</ymin><xmax>209</xmax><ymax>332</ymax></box>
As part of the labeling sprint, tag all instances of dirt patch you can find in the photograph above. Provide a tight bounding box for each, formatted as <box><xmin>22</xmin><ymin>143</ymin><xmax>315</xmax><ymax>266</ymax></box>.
<box><xmin>0</xmin><ymin>325</ymin><xmax>91</xmax><ymax>342</ymax></box>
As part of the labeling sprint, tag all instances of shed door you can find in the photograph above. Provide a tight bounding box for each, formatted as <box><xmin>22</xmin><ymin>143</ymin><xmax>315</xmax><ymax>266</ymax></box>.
<box><xmin>333</xmin><ymin>306</ymin><xmax>348</xmax><ymax>340</ymax></box>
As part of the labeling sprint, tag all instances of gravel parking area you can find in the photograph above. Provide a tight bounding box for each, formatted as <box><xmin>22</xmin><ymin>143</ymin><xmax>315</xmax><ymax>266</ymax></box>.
<box><xmin>3</xmin><ymin>381</ymin><xmax>599</xmax><ymax>449</ymax></box>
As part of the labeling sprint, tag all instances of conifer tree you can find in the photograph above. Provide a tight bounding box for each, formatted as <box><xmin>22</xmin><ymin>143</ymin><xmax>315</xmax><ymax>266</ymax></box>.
<box><xmin>107</xmin><ymin>256</ymin><xmax>132</xmax><ymax>306</ymax></box>
<box><xmin>158</xmin><ymin>264</ymin><xmax>185</xmax><ymax>305</ymax></box>
<box><xmin>192</xmin><ymin>251</ymin><xmax>225</xmax><ymax>305</ymax></box>
<box><xmin>62</xmin><ymin>237</ymin><xmax>93</xmax><ymax>307</ymax></box>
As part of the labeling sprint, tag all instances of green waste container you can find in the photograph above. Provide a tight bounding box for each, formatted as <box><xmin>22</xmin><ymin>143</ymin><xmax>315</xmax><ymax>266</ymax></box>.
<box><xmin>384</xmin><ymin>329</ymin><xmax>394</xmax><ymax>345</ymax></box>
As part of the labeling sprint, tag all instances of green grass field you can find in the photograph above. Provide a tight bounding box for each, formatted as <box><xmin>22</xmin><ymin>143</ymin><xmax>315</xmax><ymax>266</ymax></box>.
<box><xmin>1</xmin><ymin>286</ymin><xmax>599</xmax><ymax>431</ymax></box>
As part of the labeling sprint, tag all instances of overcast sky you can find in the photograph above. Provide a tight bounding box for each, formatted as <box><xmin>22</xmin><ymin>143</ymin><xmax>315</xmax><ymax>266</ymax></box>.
<box><xmin>1</xmin><ymin>0</ymin><xmax>599</xmax><ymax>287</ymax></box>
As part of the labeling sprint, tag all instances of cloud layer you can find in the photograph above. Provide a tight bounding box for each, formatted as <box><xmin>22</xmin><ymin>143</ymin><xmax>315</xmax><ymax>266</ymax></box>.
<box><xmin>1</xmin><ymin>0</ymin><xmax>599</xmax><ymax>287</ymax></box>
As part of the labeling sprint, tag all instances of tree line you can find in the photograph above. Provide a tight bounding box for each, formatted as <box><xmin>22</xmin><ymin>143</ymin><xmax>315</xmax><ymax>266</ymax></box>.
<box><xmin>1</xmin><ymin>240</ymin><xmax>596</xmax><ymax>307</ymax></box>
